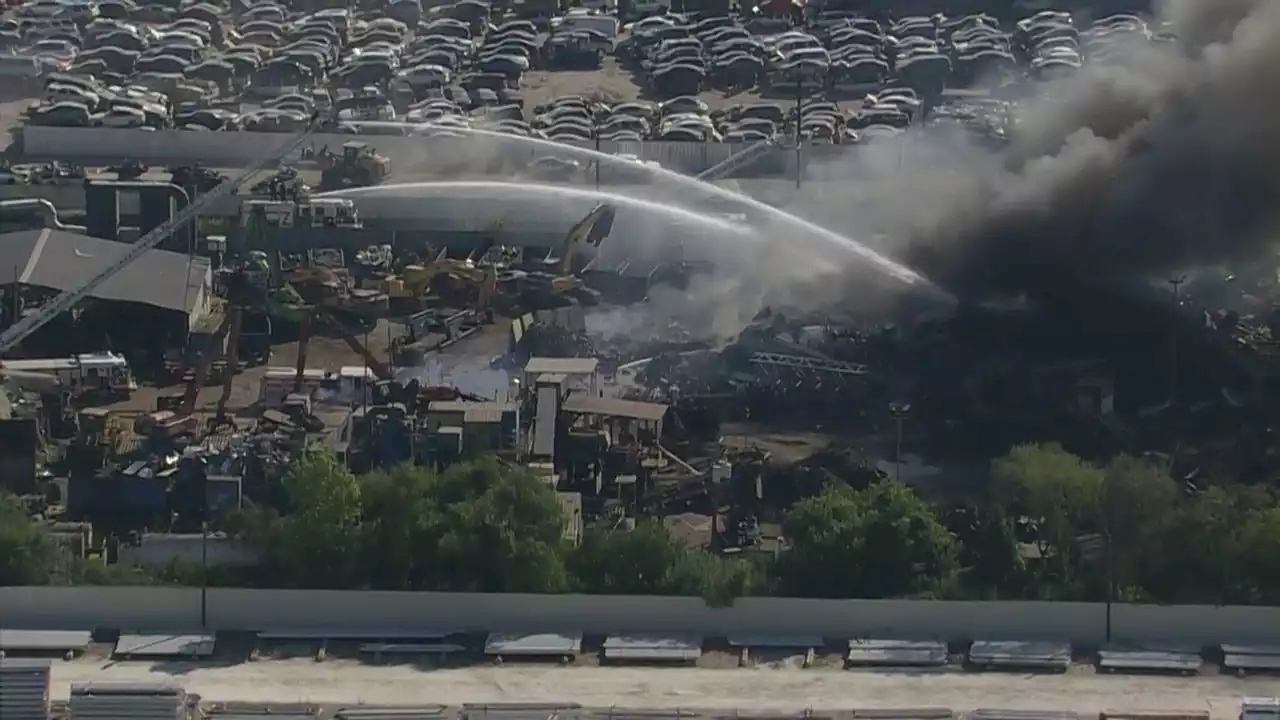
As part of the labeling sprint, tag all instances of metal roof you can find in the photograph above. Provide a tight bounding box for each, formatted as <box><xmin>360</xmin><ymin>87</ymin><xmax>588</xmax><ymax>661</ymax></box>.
<box><xmin>0</xmin><ymin>629</ymin><xmax>91</xmax><ymax>651</ymax></box>
<box><xmin>113</xmin><ymin>633</ymin><xmax>215</xmax><ymax>658</ymax></box>
<box><xmin>427</xmin><ymin>401</ymin><xmax>512</xmax><ymax>424</ymax></box>
<box><xmin>0</xmin><ymin>229</ymin><xmax>209</xmax><ymax>314</ymax></box>
<box><xmin>562</xmin><ymin>391</ymin><xmax>668</xmax><ymax>421</ymax></box>
<box><xmin>524</xmin><ymin>357</ymin><xmax>599</xmax><ymax>375</ymax></box>
<box><xmin>483</xmin><ymin>632</ymin><xmax>582</xmax><ymax>656</ymax></box>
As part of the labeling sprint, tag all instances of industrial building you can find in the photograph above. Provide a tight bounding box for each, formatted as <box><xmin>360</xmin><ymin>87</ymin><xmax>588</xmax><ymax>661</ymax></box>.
<box><xmin>0</xmin><ymin>229</ymin><xmax>211</xmax><ymax>358</ymax></box>
<box><xmin>0</xmin><ymin>229</ymin><xmax>211</xmax><ymax>322</ymax></box>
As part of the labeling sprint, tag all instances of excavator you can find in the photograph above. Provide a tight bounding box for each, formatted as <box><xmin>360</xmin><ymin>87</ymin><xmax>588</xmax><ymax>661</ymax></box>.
<box><xmin>285</xmin><ymin>263</ymin><xmax>388</xmax><ymax>320</ymax></box>
<box><xmin>155</xmin><ymin>302</ymin><xmax>242</xmax><ymax>438</ymax></box>
<box><xmin>381</xmin><ymin>243</ymin><xmax>501</xmax><ymax>313</ymax></box>
<box><xmin>318</xmin><ymin>141</ymin><xmax>391</xmax><ymax>191</ymax></box>
<box><xmin>293</xmin><ymin>306</ymin><xmax>392</xmax><ymax>391</ymax></box>
<box><xmin>512</xmin><ymin>201</ymin><xmax>617</xmax><ymax>310</ymax></box>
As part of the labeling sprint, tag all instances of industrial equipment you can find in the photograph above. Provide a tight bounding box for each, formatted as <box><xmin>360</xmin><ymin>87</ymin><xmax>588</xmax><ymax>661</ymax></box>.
<box><xmin>293</xmin><ymin>305</ymin><xmax>392</xmax><ymax>396</ymax></box>
<box><xmin>516</xmin><ymin>201</ymin><xmax>617</xmax><ymax>309</ymax></box>
<box><xmin>212</xmin><ymin>307</ymin><xmax>242</xmax><ymax>428</ymax></box>
<box><xmin>318</xmin><ymin>141</ymin><xmax>390</xmax><ymax>191</ymax></box>
<box><xmin>0</xmin><ymin>124</ymin><xmax>320</xmax><ymax>354</ymax></box>
<box><xmin>380</xmin><ymin>245</ymin><xmax>500</xmax><ymax>312</ymax></box>
<box><xmin>178</xmin><ymin>311</ymin><xmax>233</xmax><ymax>418</ymax></box>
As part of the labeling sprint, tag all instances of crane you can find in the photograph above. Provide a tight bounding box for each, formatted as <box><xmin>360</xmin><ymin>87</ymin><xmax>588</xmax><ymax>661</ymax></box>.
<box><xmin>0</xmin><ymin>125</ymin><xmax>321</xmax><ymax>355</ymax></box>
<box><xmin>179</xmin><ymin>311</ymin><xmax>233</xmax><ymax>417</ymax></box>
<box><xmin>293</xmin><ymin>307</ymin><xmax>391</xmax><ymax>393</ymax></box>
<box><xmin>543</xmin><ymin>202</ymin><xmax>616</xmax><ymax>276</ymax></box>
<box><xmin>212</xmin><ymin>306</ymin><xmax>242</xmax><ymax>426</ymax></box>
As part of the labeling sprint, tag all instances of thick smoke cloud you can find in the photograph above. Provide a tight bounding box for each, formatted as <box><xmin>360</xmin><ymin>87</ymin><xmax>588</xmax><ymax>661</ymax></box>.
<box><xmin>897</xmin><ymin>0</ymin><xmax>1280</xmax><ymax>300</ymax></box>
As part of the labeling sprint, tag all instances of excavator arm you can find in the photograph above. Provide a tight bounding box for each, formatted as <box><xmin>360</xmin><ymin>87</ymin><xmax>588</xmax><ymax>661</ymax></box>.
<box><xmin>179</xmin><ymin>312</ymin><xmax>234</xmax><ymax>417</ymax></box>
<box><xmin>212</xmin><ymin>307</ymin><xmax>242</xmax><ymax>426</ymax></box>
<box><xmin>334</xmin><ymin>322</ymin><xmax>391</xmax><ymax>381</ymax></box>
<box><xmin>555</xmin><ymin>202</ymin><xmax>617</xmax><ymax>276</ymax></box>
<box><xmin>294</xmin><ymin>307</ymin><xmax>392</xmax><ymax>388</ymax></box>
<box><xmin>293</xmin><ymin>310</ymin><xmax>313</xmax><ymax>394</ymax></box>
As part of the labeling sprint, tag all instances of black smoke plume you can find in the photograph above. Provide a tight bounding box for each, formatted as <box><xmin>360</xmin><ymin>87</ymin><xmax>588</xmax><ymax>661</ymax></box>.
<box><xmin>901</xmin><ymin>0</ymin><xmax>1280</xmax><ymax>301</ymax></box>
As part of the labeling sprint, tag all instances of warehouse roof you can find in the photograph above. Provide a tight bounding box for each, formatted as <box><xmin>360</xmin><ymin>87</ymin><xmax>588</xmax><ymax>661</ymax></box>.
<box><xmin>427</xmin><ymin>400</ymin><xmax>513</xmax><ymax>424</ymax></box>
<box><xmin>563</xmin><ymin>391</ymin><xmax>669</xmax><ymax>421</ymax></box>
<box><xmin>0</xmin><ymin>229</ymin><xmax>209</xmax><ymax>314</ymax></box>
<box><xmin>525</xmin><ymin>357</ymin><xmax>600</xmax><ymax>375</ymax></box>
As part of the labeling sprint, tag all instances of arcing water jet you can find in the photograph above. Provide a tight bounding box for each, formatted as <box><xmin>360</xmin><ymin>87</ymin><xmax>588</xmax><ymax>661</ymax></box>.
<box><xmin>345</xmin><ymin>121</ymin><xmax>935</xmax><ymax>291</ymax></box>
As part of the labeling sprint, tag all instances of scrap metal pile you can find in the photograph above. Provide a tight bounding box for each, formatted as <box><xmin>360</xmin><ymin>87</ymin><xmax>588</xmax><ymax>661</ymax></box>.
<box><xmin>600</xmin><ymin>258</ymin><xmax>1280</xmax><ymax>481</ymax></box>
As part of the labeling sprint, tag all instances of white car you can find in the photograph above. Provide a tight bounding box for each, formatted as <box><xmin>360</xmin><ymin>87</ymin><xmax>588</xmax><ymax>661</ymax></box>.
<box><xmin>0</xmin><ymin>166</ymin><xmax>29</xmax><ymax>184</ymax></box>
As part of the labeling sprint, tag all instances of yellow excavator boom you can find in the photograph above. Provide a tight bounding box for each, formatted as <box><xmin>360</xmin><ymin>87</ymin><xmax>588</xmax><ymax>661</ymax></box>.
<box><xmin>556</xmin><ymin>202</ymin><xmax>617</xmax><ymax>276</ymax></box>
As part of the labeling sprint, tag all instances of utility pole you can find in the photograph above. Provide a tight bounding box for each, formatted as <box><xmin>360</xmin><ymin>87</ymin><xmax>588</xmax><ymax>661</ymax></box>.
<box><xmin>888</xmin><ymin>401</ymin><xmax>911</xmax><ymax>482</ymax></box>
<box><xmin>794</xmin><ymin>74</ymin><xmax>803</xmax><ymax>189</ymax></box>
<box><xmin>197</xmin><ymin>455</ymin><xmax>209</xmax><ymax>630</ymax></box>
<box><xmin>1103</xmin><ymin>469</ymin><xmax>1114</xmax><ymax>643</ymax></box>
<box><xmin>1167</xmin><ymin>275</ymin><xmax>1186</xmax><ymax>404</ymax></box>
<box><xmin>594</xmin><ymin>134</ymin><xmax>602</xmax><ymax>190</ymax></box>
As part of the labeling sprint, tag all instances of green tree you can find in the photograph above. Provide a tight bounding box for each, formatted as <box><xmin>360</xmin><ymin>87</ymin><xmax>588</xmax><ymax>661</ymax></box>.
<box><xmin>360</xmin><ymin>462</ymin><xmax>444</xmax><ymax>590</ymax></box>
<box><xmin>432</xmin><ymin>459</ymin><xmax>569</xmax><ymax>593</ymax></box>
<box><xmin>570</xmin><ymin>519</ymin><xmax>767</xmax><ymax>605</ymax></box>
<box><xmin>1236</xmin><ymin>504</ymin><xmax>1280</xmax><ymax>603</ymax></box>
<box><xmin>361</xmin><ymin>459</ymin><xmax>570</xmax><ymax>593</ymax></box>
<box><xmin>1149</xmin><ymin>483</ymin><xmax>1271</xmax><ymax>604</ymax></box>
<box><xmin>948</xmin><ymin>504</ymin><xmax>1028</xmax><ymax>598</ymax></box>
<box><xmin>991</xmin><ymin>443</ymin><xmax>1103</xmax><ymax>585</ymax></box>
<box><xmin>668</xmin><ymin>551</ymin><xmax>768</xmax><ymax>607</ymax></box>
<box><xmin>779</xmin><ymin>481</ymin><xmax>958</xmax><ymax>598</ymax></box>
<box><xmin>261</xmin><ymin>450</ymin><xmax>364</xmax><ymax>588</ymax></box>
<box><xmin>1098</xmin><ymin>455</ymin><xmax>1179</xmax><ymax>597</ymax></box>
<box><xmin>0</xmin><ymin>492</ymin><xmax>60</xmax><ymax>585</ymax></box>
<box><xmin>570</xmin><ymin>520</ymin><xmax>685</xmax><ymax>594</ymax></box>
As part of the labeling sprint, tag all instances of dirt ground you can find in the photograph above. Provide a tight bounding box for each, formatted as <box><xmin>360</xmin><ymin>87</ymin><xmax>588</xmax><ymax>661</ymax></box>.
<box><xmin>720</xmin><ymin>423</ymin><xmax>839</xmax><ymax>464</ymax></box>
<box><xmin>47</xmin><ymin>657</ymin><xmax>1279</xmax><ymax>717</ymax></box>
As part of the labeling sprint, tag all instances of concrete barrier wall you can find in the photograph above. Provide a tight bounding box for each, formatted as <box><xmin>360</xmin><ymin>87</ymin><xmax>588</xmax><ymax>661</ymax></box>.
<box><xmin>4</xmin><ymin>587</ymin><xmax>1280</xmax><ymax>644</ymax></box>
<box><xmin>19</xmin><ymin>127</ymin><xmax>806</xmax><ymax>175</ymax></box>
<box><xmin>0</xmin><ymin>587</ymin><xmax>202</xmax><ymax>631</ymax></box>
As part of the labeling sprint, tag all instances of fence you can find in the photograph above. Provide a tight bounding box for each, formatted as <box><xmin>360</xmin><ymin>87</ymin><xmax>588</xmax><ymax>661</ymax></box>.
<box><xmin>2</xmin><ymin>587</ymin><xmax>1280</xmax><ymax>645</ymax></box>
<box><xmin>18</xmin><ymin>127</ymin><xmax>862</xmax><ymax>177</ymax></box>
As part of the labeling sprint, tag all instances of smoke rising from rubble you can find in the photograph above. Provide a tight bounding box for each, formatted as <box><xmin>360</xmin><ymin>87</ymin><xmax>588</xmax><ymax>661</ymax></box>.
<box><xmin>882</xmin><ymin>0</ymin><xmax>1280</xmax><ymax>300</ymax></box>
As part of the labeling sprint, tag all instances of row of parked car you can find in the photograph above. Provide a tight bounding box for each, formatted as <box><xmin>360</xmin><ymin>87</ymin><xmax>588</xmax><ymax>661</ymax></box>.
<box><xmin>625</xmin><ymin>8</ymin><xmax>1167</xmax><ymax>100</ymax></box>
<box><xmin>11</xmin><ymin>0</ymin><xmax>626</xmax><ymax>129</ymax></box>
<box><xmin>449</xmin><ymin>87</ymin><xmax>921</xmax><ymax>144</ymax></box>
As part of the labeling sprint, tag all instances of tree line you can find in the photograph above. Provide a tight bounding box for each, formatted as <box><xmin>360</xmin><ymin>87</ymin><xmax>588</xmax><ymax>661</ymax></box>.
<box><xmin>6</xmin><ymin>444</ymin><xmax>1280</xmax><ymax>606</ymax></box>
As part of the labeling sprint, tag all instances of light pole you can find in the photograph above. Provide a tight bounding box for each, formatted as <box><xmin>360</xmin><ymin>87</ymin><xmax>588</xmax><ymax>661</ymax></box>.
<box><xmin>1102</xmin><ymin>463</ymin><xmax>1115</xmax><ymax>643</ymax></box>
<box><xmin>794</xmin><ymin>74</ymin><xmax>804</xmax><ymax>189</ymax></box>
<box><xmin>1167</xmin><ymin>275</ymin><xmax>1186</xmax><ymax>404</ymax></box>
<box><xmin>888</xmin><ymin>401</ymin><xmax>911</xmax><ymax>482</ymax></box>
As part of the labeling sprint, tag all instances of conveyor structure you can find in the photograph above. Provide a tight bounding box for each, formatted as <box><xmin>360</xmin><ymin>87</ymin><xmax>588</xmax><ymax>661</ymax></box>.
<box><xmin>749</xmin><ymin>352</ymin><xmax>869</xmax><ymax>376</ymax></box>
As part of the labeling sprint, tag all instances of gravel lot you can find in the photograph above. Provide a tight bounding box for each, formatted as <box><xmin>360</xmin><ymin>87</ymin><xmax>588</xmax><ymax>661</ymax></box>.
<box><xmin>48</xmin><ymin>658</ymin><xmax>1278</xmax><ymax>717</ymax></box>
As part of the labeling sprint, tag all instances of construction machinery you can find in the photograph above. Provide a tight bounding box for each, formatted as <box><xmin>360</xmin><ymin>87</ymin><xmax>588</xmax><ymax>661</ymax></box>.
<box><xmin>513</xmin><ymin>201</ymin><xmax>616</xmax><ymax>310</ymax></box>
<box><xmin>293</xmin><ymin>305</ymin><xmax>391</xmax><ymax>399</ymax></box>
<box><xmin>170</xmin><ymin>302</ymin><xmax>242</xmax><ymax>428</ymax></box>
<box><xmin>318</xmin><ymin>141</ymin><xmax>390</xmax><ymax>191</ymax></box>
<box><xmin>380</xmin><ymin>245</ymin><xmax>500</xmax><ymax>313</ymax></box>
